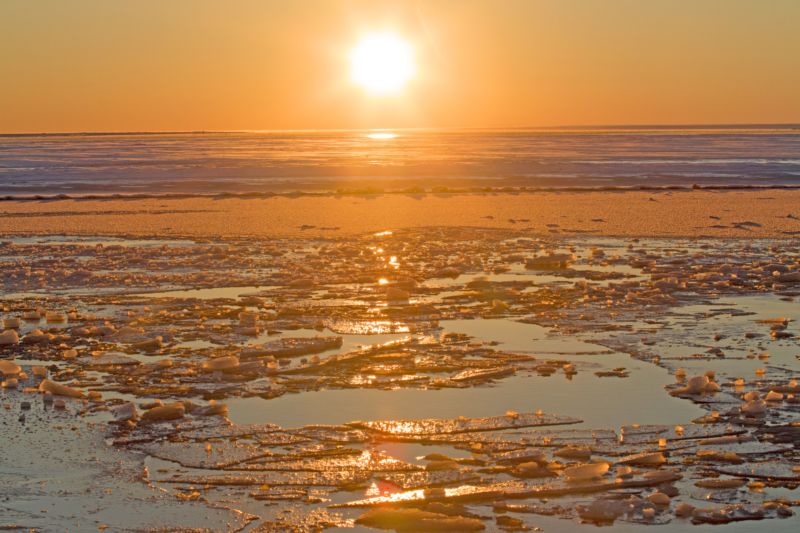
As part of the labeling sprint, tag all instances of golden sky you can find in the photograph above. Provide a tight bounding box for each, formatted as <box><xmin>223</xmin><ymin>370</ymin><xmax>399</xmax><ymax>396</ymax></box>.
<box><xmin>1</xmin><ymin>0</ymin><xmax>799</xmax><ymax>133</ymax></box>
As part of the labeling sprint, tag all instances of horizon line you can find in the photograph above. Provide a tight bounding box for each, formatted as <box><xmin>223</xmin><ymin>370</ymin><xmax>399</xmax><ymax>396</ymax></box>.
<box><xmin>2</xmin><ymin>123</ymin><xmax>800</xmax><ymax>137</ymax></box>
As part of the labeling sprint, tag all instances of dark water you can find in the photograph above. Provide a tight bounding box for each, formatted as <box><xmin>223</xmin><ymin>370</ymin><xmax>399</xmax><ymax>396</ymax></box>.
<box><xmin>1</xmin><ymin>126</ymin><xmax>799</xmax><ymax>195</ymax></box>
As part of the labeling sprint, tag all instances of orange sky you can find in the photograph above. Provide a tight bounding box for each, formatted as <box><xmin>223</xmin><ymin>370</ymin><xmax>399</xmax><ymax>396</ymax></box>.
<box><xmin>1</xmin><ymin>0</ymin><xmax>799</xmax><ymax>133</ymax></box>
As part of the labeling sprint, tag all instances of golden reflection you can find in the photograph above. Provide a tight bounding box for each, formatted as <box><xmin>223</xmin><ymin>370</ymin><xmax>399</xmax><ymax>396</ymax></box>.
<box><xmin>364</xmin><ymin>482</ymin><xmax>382</xmax><ymax>498</ymax></box>
<box><xmin>366</xmin><ymin>132</ymin><xmax>398</xmax><ymax>140</ymax></box>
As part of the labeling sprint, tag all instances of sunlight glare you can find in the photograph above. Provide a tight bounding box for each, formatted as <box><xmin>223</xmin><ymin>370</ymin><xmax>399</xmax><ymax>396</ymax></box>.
<box><xmin>367</xmin><ymin>132</ymin><xmax>398</xmax><ymax>140</ymax></box>
<box><xmin>350</xmin><ymin>32</ymin><xmax>415</xmax><ymax>96</ymax></box>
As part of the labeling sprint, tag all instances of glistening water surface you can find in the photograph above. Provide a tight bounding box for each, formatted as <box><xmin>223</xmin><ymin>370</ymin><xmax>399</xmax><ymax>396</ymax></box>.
<box><xmin>226</xmin><ymin>317</ymin><xmax>704</xmax><ymax>429</ymax></box>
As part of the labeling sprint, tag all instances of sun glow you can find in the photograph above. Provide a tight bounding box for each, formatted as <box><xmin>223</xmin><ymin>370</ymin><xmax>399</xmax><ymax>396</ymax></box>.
<box><xmin>350</xmin><ymin>32</ymin><xmax>415</xmax><ymax>96</ymax></box>
<box><xmin>367</xmin><ymin>132</ymin><xmax>397</xmax><ymax>140</ymax></box>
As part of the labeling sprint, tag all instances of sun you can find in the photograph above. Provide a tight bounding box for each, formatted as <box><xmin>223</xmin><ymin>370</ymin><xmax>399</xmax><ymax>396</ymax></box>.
<box><xmin>350</xmin><ymin>32</ymin><xmax>415</xmax><ymax>96</ymax></box>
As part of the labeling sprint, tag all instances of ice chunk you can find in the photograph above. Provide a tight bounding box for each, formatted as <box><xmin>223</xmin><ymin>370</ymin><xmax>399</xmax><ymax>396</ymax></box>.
<box><xmin>201</xmin><ymin>355</ymin><xmax>240</xmax><ymax>372</ymax></box>
<box><xmin>355</xmin><ymin>508</ymin><xmax>486</xmax><ymax>531</ymax></box>
<box><xmin>239</xmin><ymin>311</ymin><xmax>258</xmax><ymax>327</ymax></box>
<box><xmin>0</xmin><ymin>360</ymin><xmax>22</xmax><ymax>375</ymax></box>
<box><xmin>45</xmin><ymin>311</ymin><xmax>67</xmax><ymax>323</ymax></box>
<box><xmin>242</xmin><ymin>336</ymin><xmax>343</xmax><ymax>358</ymax></box>
<box><xmin>764</xmin><ymin>391</ymin><xmax>783</xmax><ymax>402</ymax></box>
<box><xmin>23</xmin><ymin>329</ymin><xmax>53</xmax><ymax>344</ymax></box>
<box><xmin>141</xmin><ymin>402</ymin><xmax>186</xmax><ymax>423</ymax></box>
<box><xmin>563</xmin><ymin>462</ymin><xmax>609</xmax><ymax>482</ymax></box>
<box><xmin>647</xmin><ymin>492</ymin><xmax>671</xmax><ymax>505</ymax></box>
<box><xmin>0</xmin><ymin>330</ymin><xmax>20</xmax><ymax>345</ymax></box>
<box><xmin>576</xmin><ymin>499</ymin><xmax>625</xmax><ymax>524</ymax></box>
<box><xmin>675</xmin><ymin>502</ymin><xmax>695</xmax><ymax>517</ymax></box>
<box><xmin>112</xmin><ymin>401</ymin><xmax>140</xmax><ymax>421</ymax></box>
<box><xmin>525</xmin><ymin>253</ymin><xmax>574</xmax><ymax>270</ymax></box>
<box><xmin>554</xmin><ymin>446</ymin><xmax>592</xmax><ymax>460</ymax></box>
<box><xmin>3</xmin><ymin>317</ymin><xmax>21</xmax><ymax>329</ymax></box>
<box><xmin>132</xmin><ymin>336</ymin><xmax>163</xmax><ymax>352</ymax></box>
<box><xmin>385</xmin><ymin>286</ymin><xmax>410</xmax><ymax>302</ymax></box>
<box><xmin>686</xmin><ymin>375</ymin><xmax>709</xmax><ymax>394</ymax></box>
<box><xmin>695</xmin><ymin>478</ymin><xmax>747</xmax><ymax>489</ymax></box>
<box><xmin>617</xmin><ymin>452</ymin><xmax>666</xmax><ymax>467</ymax></box>
<box><xmin>350</xmin><ymin>411</ymin><xmax>581</xmax><ymax>437</ymax></box>
<box><xmin>741</xmin><ymin>399</ymin><xmax>767</xmax><ymax>416</ymax></box>
<box><xmin>38</xmin><ymin>379</ymin><xmax>85</xmax><ymax>398</ymax></box>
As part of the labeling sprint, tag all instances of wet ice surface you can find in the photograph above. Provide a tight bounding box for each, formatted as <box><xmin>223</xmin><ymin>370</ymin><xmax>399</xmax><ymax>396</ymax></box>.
<box><xmin>1</xmin><ymin>229</ymin><xmax>798</xmax><ymax>531</ymax></box>
<box><xmin>0</xmin><ymin>395</ymin><xmax>253</xmax><ymax>531</ymax></box>
<box><xmin>138</xmin><ymin>285</ymin><xmax>281</xmax><ymax>300</ymax></box>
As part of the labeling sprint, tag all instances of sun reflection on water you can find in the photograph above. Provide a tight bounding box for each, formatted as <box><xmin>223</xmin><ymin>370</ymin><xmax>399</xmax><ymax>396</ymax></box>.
<box><xmin>366</xmin><ymin>132</ymin><xmax>397</xmax><ymax>140</ymax></box>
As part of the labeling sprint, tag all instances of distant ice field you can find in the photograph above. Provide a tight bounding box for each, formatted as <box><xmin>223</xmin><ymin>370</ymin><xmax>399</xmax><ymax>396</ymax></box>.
<box><xmin>1</xmin><ymin>126</ymin><xmax>799</xmax><ymax>195</ymax></box>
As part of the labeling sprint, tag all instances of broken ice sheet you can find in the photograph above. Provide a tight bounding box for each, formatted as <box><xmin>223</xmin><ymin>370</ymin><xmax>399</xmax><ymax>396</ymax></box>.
<box><xmin>335</xmin><ymin>470</ymin><xmax>683</xmax><ymax>508</ymax></box>
<box><xmin>349</xmin><ymin>411</ymin><xmax>581</xmax><ymax>438</ymax></box>
<box><xmin>324</xmin><ymin>318</ymin><xmax>415</xmax><ymax>335</ymax></box>
<box><xmin>2</xmin><ymin>230</ymin><xmax>800</xmax><ymax>531</ymax></box>
<box><xmin>242</xmin><ymin>335</ymin><xmax>344</xmax><ymax>358</ymax></box>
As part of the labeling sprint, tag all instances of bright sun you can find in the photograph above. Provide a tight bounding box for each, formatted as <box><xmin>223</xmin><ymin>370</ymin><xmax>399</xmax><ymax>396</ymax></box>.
<box><xmin>350</xmin><ymin>32</ymin><xmax>415</xmax><ymax>96</ymax></box>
